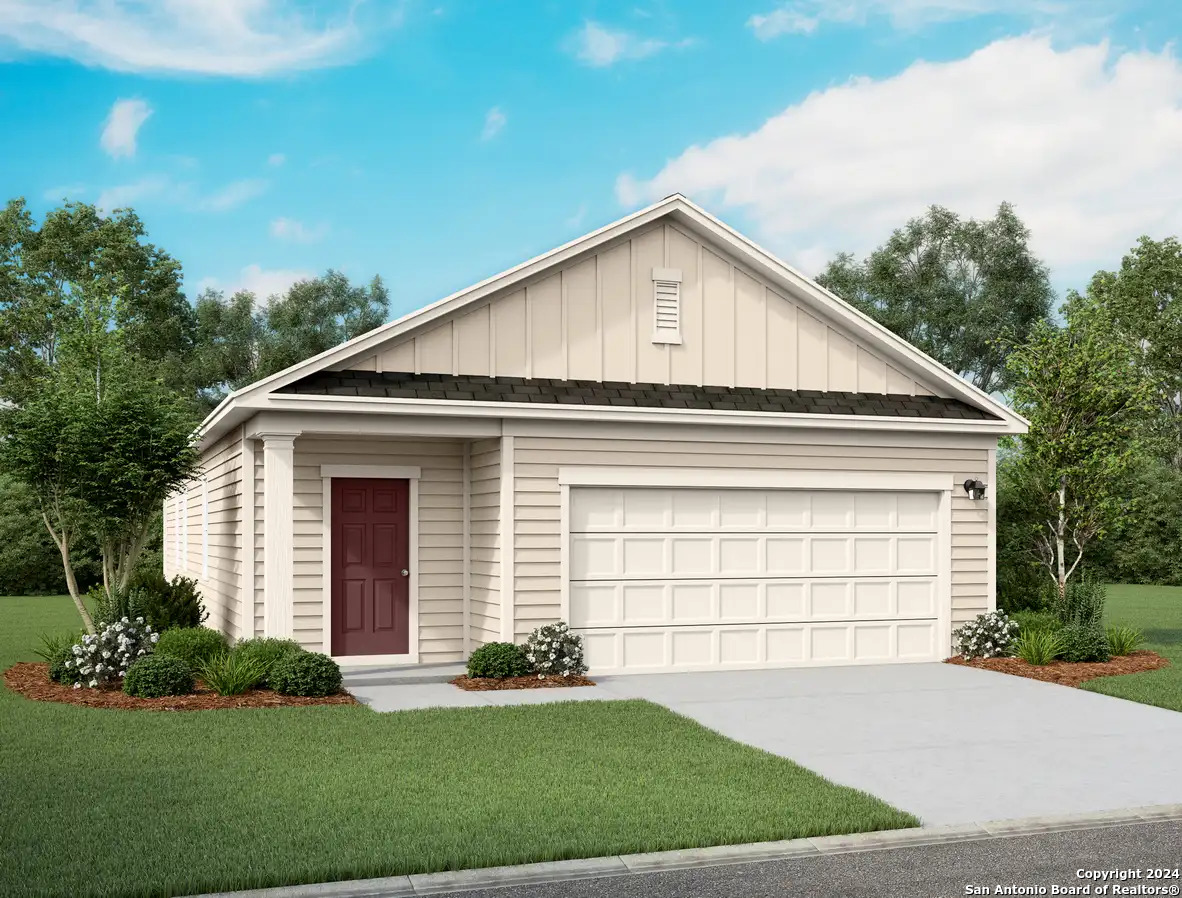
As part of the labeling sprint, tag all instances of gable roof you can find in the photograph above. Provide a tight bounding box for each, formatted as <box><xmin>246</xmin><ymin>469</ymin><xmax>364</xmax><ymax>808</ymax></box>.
<box><xmin>281</xmin><ymin>371</ymin><xmax>1000</xmax><ymax>420</ymax></box>
<box><xmin>198</xmin><ymin>194</ymin><xmax>1027</xmax><ymax>444</ymax></box>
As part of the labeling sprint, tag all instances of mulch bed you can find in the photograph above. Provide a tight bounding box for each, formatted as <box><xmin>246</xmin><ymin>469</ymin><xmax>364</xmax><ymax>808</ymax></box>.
<box><xmin>946</xmin><ymin>650</ymin><xmax>1169</xmax><ymax>688</ymax></box>
<box><xmin>451</xmin><ymin>674</ymin><xmax>597</xmax><ymax>691</ymax></box>
<box><xmin>3</xmin><ymin>663</ymin><xmax>357</xmax><ymax>711</ymax></box>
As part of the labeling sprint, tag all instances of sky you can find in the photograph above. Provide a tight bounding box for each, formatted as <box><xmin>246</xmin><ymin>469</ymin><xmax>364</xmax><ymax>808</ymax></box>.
<box><xmin>2</xmin><ymin>0</ymin><xmax>1181</xmax><ymax>321</ymax></box>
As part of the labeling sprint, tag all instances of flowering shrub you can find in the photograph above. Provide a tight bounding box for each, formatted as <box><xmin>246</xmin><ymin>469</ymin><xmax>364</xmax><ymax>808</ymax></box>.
<box><xmin>953</xmin><ymin>611</ymin><xmax>1019</xmax><ymax>660</ymax></box>
<box><xmin>524</xmin><ymin>621</ymin><xmax>588</xmax><ymax>679</ymax></box>
<box><xmin>64</xmin><ymin>617</ymin><xmax>159</xmax><ymax>688</ymax></box>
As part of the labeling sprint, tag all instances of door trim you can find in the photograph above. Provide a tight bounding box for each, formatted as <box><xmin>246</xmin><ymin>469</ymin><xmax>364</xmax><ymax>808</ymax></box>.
<box><xmin>321</xmin><ymin>466</ymin><xmax>420</xmax><ymax>666</ymax></box>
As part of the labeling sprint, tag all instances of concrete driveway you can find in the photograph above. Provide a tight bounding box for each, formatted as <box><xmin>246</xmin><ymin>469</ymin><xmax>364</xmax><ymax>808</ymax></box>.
<box><xmin>591</xmin><ymin>663</ymin><xmax>1182</xmax><ymax>826</ymax></box>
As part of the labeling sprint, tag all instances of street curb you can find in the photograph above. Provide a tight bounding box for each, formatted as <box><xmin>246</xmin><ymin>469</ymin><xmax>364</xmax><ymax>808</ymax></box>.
<box><xmin>189</xmin><ymin>803</ymin><xmax>1182</xmax><ymax>898</ymax></box>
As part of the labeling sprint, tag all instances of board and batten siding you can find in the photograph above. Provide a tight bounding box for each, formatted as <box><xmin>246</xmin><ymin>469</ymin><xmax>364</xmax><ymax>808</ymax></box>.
<box><xmin>292</xmin><ymin>437</ymin><xmax>466</xmax><ymax>662</ymax></box>
<box><xmin>162</xmin><ymin>431</ymin><xmax>246</xmax><ymax>640</ymax></box>
<box><xmin>510</xmin><ymin>430</ymin><xmax>991</xmax><ymax>646</ymax></box>
<box><xmin>468</xmin><ymin>438</ymin><xmax>501</xmax><ymax>648</ymax></box>
<box><xmin>343</xmin><ymin>222</ymin><xmax>943</xmax><ymax>397</ymax></box>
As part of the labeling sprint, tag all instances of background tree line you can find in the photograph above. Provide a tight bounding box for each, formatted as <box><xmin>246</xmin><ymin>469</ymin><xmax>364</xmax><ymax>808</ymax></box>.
<box><xmin>0</xmin><ymin>197</ymin><xmax>388</xmax><ymax>597</ymax></box>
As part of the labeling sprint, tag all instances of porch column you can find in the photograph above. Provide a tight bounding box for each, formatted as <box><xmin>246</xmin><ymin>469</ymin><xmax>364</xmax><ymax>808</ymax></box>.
<box><xmin>260</xmin><ymin>431</ymin><xmax>300</xmax><ymax>638</ymax></box>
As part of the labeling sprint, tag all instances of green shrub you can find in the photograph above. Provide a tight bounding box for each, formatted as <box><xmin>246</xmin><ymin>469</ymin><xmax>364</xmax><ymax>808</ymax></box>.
<box><xmin>1059</xmin><ymin>623</ymin><xmax>1111</xmax><ymax>663</ymax></box>
<box><xmin>123</xmin><ymin>654</ymin><xmax>195</xmax><ymax>698</ymax></box>
<box><xmin>524</xmin><ymin>621</ymin><xmax>589</xmax><ymax>678</ymax></box>
<box><xmin>269</xmin><ymin>652</ymin><xmax>342</xmax><ymax>697</ymax></box>
<box><xmin>155</xmin><ymin>627</ymin><xmax>228</xmax><ymax>669</ymax></box>
<box><xmin>1050</xmin><ymin>578</ymin><xmax>1106</xmax><ymax>628</ymax></box>
<box><xmin>1011</xmin><ymin>610</ymin><xmax>1061</xmax><ymax>638</ymax></box>
<box><xmin>35</xmin><ymin>630</ymin><xmax>85</xmax><ymax>684</ymax></box>
<box><xmin>198</xmin><ymin>653</ymin><xmax>268</xmax><ymax>696</ymax></box>
<box><xmin>127</xmin><ymin>572</ymin><xmax>208</xmax><ymax>631</ymax></box>
<box><xmin>1012</xmin><ymin>629</ymin><xmax>1065</xmax><ymax>666</ymax></box>
<box><xmin>467</xmin><ymin>642</ymin><xmax>529</xmax><ymax>678</ymax></box>
<box><xmin>1105</xmin><ymin>625</ymin><xmax>1144</xmax><ymax>657</ymax></box>
<box><xmin>90</xmin><ymin>585</ymin><xmax>148</xmax><ymax>630</ymax></box>
<box><xmin>952</xmin><ymin>611</ymin><xmax>1019</xmax><ymax>659</ymax></box>
<box><xmin>231</xmin><ymin>637</ymin><xmax>305</xmax><ymax>687</ymax></box>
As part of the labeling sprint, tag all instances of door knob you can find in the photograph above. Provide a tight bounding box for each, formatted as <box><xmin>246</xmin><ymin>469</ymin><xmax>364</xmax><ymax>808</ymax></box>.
<box><xmin>401</xmin><ymin>569</ymin><xmax>409</xmax><ymax>577</ymax></box>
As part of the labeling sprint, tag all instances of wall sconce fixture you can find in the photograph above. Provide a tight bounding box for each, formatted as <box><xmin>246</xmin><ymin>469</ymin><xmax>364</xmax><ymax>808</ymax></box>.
<box><xmin>963</xmin><ymin>479</ymin><xmax>987</xmax><ymax>500</ymax></box>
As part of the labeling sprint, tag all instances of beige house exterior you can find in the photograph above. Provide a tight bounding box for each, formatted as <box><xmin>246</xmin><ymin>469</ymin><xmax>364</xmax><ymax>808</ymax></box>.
<box><xmin>166</xmin><ymin>195</ymin><xmax>1025</xmax><ymax>674</ymax></box>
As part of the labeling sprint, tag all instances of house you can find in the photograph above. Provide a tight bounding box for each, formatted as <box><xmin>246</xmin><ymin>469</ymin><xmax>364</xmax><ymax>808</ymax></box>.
<box><xmin>164</xmin><ymin>194</ymin><xmax>1025</xmax><ymax>674</ymax></box>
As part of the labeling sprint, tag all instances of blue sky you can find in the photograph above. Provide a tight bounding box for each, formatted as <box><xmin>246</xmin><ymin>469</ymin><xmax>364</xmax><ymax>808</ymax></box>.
<box><xmin>2</xmin><ymin>1</ymin><xmax>1181</xmax><ymax>321</ymax></box>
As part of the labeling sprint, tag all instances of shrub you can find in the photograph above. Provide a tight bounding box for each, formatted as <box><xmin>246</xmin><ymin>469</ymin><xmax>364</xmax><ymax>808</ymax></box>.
<box><xmin>63</xmin><ymin>618</ymin><xmax>159</xmax><ymax>688</ymax></box>
<box><xmin>1012</xmin><ymin>629</ymin><xmax>1065</xmax><ymax>666</ymax></box>
<box><xmin>1011</xmin><ymin>609</ymin><xmax>1062</xmax><ymax>638</ymax></box>
<box><xmin>127</xmin><ymin>572</ymin><xmax>208</xmax><ymax>632</ymax></box>
<box><xmin>269</xmin><ymin>652</ymin><xmax>342</xmax><ymax>697</ymax></box>
<box><xmin>1105</xmin><ymin>625</ymin><xmax>1144</xmax><ymax>657</ymax></box>
<box><xmin>467</xmin><ymin>642</ymin><xmax>529</xmax><ymax>679</ymax></box>
<box><xmin>155</xmin><ymin>627</ymin><xmax>228</xmax><ymax>669</ymax></box>
<box><xmin>1059</xmin><ymin>623</ymin><xmax>1111</xmax><ymax>663</ymax></box>
<box><xmin>198</xmin><ymin>653</ymin><xmax>268</xmax><ymax>696</ymax></box>
<box><xmin>952</xmin><ymin>611</ymin><xmax>1019</xmax><ymax>660</ymax></box>
<box><xmin>1050</xmin><ymin>578</ymin><xmax>1106</xmax><ymax>628</ymax></box>
<box><xmin>90</xmin><ymin>585</ymin><xmax>148</xmax><ymax>630</ymax></box>
<box><xmin>123</xmin><ymin>654</ymin><xmax>194</xmax><ymax>698</ymax></box>
<box><xmin>36</xmin><ymin>630</ymin><xmax>86</xmax><ymax>685</ymax></box>
<box><xmin>524</xmin><ymin>621</ymin><xmax>588</xmax><ymax>678</ymax></box>
<box><xmin>231</xmin><ymin>637</ymin><xmax>305</xmax><ymax>687</ymax></box>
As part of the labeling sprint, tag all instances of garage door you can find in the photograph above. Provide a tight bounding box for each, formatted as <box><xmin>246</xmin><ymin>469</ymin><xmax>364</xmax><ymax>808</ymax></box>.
<box><xmin>568</xmin><ymin>487</ymin><xmax>946</xmax><ymax>673</ymax></box>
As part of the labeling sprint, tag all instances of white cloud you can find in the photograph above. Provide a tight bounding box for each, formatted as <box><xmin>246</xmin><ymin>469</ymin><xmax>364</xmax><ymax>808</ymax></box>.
<box><xmin>267</xmin><ymin>152</ymin><xmax>286</xmax><ymax>166</ymax></box>
<box><xmin>0</xmin><ymin>0</ymin><xmax>374</xmax><ymax>77</ymax></box>
<box><xmin>198</xmin><ymin>178</ymin><xmax>268</xmax><ymax>211</ymax></box>
<box><xmin>198</xmin><ymin>264</ymin><xmax>313</xmax><ymax>301</ymax></box>
<box><xmin>566</xmin><ymin>20</ymin><xmax>689</xmax><ymax>67</ymax></box>
<box><xmin>95</xmin><ymin>174</ymin><xmax>176</xmax><ymax>212</ymax></box>
<box><xmin>270</xmin><ymin>216</ymin><xmax>328</xmax><ymax>242</ymax></box>
<box><xmin>617</xmin><ymin>36</ymin><xmax>1182</xmax><ymax>285</ymax></box>
<box><xmin>100</xmin><ymin>97</ymin><xmax>152</xmax><ymax>158</ymax></box>
<box><xmin>747</xmin><ymin>0</ymin><xmax>1071</xmax><ymax>38</ymax></box>
<box><xmin>481</xmin><ymin>106</ymin><xmax>506</xmax><ymax>141</ymax></box>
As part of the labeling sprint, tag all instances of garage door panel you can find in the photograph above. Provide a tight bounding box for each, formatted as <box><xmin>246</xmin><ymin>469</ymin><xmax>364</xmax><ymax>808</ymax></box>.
<box><xmin>572</xmin><ymin>532</ymin><xmax>937</xmax><ymax>578</ymax></box>
<box><xmin>571</xmin><ymin>488</ymin><xmax>941</xmax><ymax>533</ymax></box>
<box><xmin>580</xmin><ymin>620</ymin><xmax>940</xmax><ymax>672</ymax></box>
<box><xmin>570</xmin><ymin>577</ymin><xmax>938</xmax><ymax>627</ymax></box>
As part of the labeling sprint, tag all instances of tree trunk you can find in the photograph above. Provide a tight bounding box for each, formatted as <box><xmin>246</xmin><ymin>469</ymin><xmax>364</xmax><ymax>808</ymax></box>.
<box><xmin>43</xmin><ymin>513</ymin><xmax>95</xmax><ymax>634</ymax></box>
<box><xmin>1055</xmin><ymin>476</ymin><xmax>1068</xmax><ymax>597</ymax></box>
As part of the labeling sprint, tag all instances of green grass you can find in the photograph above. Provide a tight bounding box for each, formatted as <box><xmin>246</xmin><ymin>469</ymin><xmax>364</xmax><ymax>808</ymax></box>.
<box><xmin>1082</xmin><ymin>584</ymin><xmax>1182</xmax><ymax>711</ymax></box>
<box><xmin>0</xmin><ymin>595</ymin><xmax>916</xmax><ymax>898</ymax></box>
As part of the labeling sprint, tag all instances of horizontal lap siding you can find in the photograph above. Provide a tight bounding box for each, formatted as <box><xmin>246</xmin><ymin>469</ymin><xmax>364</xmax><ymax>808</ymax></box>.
<box><xmin>468</xmin><ymin>438</ymin><xmax>501</xmax><ymax>648</ymax></box>
<box><xmin>293</xmin><ymin>437</ymin><xmax>465</xmax><ymax>663</ymax></box>
<box><xmin>511</xmin><ymin>432</ymin><xmax>992</xmax><ymax>648</ymax></box>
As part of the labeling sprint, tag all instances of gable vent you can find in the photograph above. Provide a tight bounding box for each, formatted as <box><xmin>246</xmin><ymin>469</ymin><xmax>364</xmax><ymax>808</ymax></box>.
<box><xmin>651</xmin><ymin>267</ymin><xmax>683</xmax><ymax>345</ymax></box>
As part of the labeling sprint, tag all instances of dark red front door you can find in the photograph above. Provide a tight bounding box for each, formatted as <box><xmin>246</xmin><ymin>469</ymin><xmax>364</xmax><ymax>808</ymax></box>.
<box><xmin>331</xmin><ymin>478</ymin><xmax>410</xmax><ymax>656</ymax></box>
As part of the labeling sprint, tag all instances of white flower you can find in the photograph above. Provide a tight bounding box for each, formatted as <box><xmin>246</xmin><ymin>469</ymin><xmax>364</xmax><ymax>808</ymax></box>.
<box><xmin>89</xmin><ymin>679</ymin><xmax>97</xmax><ymax>687</ymax></box>
<box><xmin>73</xmin><ymin>682</ymin><xmax>81</xmax><ymax>689</ymax></box>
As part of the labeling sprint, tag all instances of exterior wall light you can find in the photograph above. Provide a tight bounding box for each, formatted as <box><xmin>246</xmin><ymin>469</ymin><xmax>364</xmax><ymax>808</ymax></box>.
<box><xmin>963</xmin><ymin>479</ymin><xmax>987</xmax><ymax>500</ymax></box>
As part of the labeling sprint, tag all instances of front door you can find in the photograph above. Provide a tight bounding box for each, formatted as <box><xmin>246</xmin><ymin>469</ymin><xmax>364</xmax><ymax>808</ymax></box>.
<box><xmin>331</xmin><ymin>478</ymin><xmax>410</xmax><ymax>656</ymax></box>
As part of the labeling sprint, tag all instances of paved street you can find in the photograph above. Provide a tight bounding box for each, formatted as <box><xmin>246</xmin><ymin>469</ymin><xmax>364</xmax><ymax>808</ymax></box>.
<box><xmin>424</xmin><ymin>821</ymin><xmax>1182</xmax><ymax>898</ymax></box>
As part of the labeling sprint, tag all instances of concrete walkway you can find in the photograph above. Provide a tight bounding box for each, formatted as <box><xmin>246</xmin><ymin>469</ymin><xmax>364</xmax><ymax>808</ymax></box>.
<box><xmin>349</xmin><ymin>662</ymin><xmax>1182</xmax><ymax>826</ymax></box>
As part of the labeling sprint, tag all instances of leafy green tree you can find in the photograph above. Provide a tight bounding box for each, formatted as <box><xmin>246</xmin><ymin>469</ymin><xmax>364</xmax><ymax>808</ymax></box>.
<box><xmin>0</xmin><ymin>349</ymin><xmax>200</xmax><ymax>632</ymax></box>
<box><xmin>0</xmin><ymin>198</ymin><xmax>194</xmax><ymax>403</ymax></box>
<box><xmin>0</xmin><ymin>474</ymin><xmax>101</xmax><ymax>596</ymax></box>
<box><xmin>193</xmin><ymin>270</ymin><xmax>388</xmax><ymax>407</ymax></box>
<box><xmin>1065</xmin><ymin>236</ymin><xmax>1182</xmax><ymax>467</ymax></box>
<box><xmin>817</xmin><ymin>203</ymin><xmax>1054</xmax><ymax>394</ymax></box>
<box><xmin>1006</xmin><ymin>314</ymin><xmax>1156</xmax><ymax>595</ymax></box>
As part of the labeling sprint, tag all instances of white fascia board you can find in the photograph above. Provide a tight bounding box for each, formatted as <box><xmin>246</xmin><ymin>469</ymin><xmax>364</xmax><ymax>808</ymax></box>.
<box><xmin>256</xmin><ymin>392</ymin><xmax>1024</xmax><ymax>435</ymax></box>
<box><xmin>559</xmin><ymin>467</ymin><xmax>955</xmax><ymax>492</ymax></box>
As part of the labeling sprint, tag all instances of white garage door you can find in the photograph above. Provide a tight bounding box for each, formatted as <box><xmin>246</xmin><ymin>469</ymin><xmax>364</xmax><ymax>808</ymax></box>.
<box><xmin>568</xmin><ymin>487</ymin><xmax>947</xmax><ymax>673</ymax></box>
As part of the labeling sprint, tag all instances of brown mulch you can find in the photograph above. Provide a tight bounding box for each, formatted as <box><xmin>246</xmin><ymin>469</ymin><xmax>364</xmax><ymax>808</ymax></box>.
<box><xmin>451</xmin><ymin>674</ymin><xmax>597</xmax><ymax>691</ymax></box>
<box><xmin>3</xmin><ymin>662</ymin><xmax>357</xmax><ymax>711</ymax></box>
<box><xmin>946</xmin><ymin>650</ymin><xmax>1169</xmax><ymax>688</ymax></box>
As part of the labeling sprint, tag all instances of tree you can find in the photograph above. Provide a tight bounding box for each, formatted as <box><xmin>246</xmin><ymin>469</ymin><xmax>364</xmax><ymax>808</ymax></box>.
<box><xmin>0</xmin><ymin>350</ymin><xmax>200</xmax><ymax>632</ymax></box>
<box><xmin>1065</xmin><ymin>236</ymin><xmax>1182</xmax><ymax>468</ymax></box>
<box><xmin>817</xmin><ymin>203</ymin><xmax>1054</xmax><ymax>394</ymax></box>
<box><xmin>1005</xmin><ymin>315</ymin><xmax>1156</xmax><ymax>595</ymax></box>
<box><xmin>193</xmin><ymin>270</ymin><xmax>388</xmax><ymax>408</ymax></box>
<box><xmin>0</xmin><ymin>198</ymin><xmax>194</xmax><ymax>404</ymax></box>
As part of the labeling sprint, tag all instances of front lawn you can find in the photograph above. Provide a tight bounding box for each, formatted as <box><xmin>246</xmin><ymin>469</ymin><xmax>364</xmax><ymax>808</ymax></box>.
<box><xmin>1082</xmin><ymin>584</ymin><xmax>1182</xmax><ymax>711</ymax></box>
<box><xmin>0</xmin><ymin>595</ymin><xmax>916</xmax><ymax>898</ymax></box>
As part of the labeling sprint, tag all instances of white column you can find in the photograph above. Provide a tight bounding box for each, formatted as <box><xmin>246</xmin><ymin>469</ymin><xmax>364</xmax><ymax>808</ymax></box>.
<box><xmin>499</xmin><ymin>434</ymin><xmax>515</xmax><ymax>642</ymax></box>
<box><xmin>260</xmin><ymin>432</ymin><xmax>299</xmax><ymax>638</ymax></box>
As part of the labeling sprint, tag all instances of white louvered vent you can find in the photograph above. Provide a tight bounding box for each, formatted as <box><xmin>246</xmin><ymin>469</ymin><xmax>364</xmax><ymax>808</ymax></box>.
<box><xmin>651</xmin><ymin>267</ymin><xmax>683</xmax><ymax>345</ymax></box>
